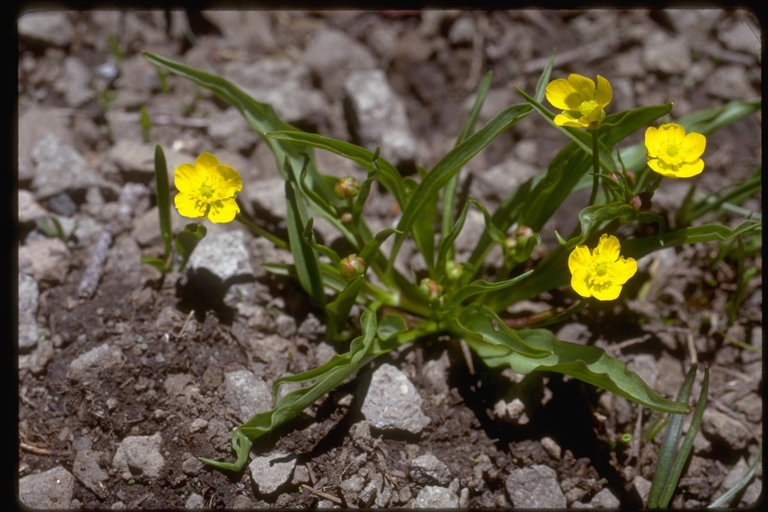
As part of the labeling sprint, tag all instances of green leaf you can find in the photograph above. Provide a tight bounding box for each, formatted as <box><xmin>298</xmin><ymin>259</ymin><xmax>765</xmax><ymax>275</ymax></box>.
<box><xmin>388</xmin><ymin>104</ymin><xmax>532</xmax><ymax>274</ymax></box>
<box><xmin>677</xmin><ymin>99</ymin><xmax>760</xmax><ymax>136</ymax></box>
<box><xmin>285</xmin><ymin>170</ymin><xmax>326</xmax><ymax>308</ymax></box>
<box><xmin>453</xmin><ymin>306</ymin><xmax>691</xmax><ymax>413</ymax></box>
<box><xmin>377</xmin><ymin>313</ymin><xmax>408</xmax><ymax>341</ymax></box>
<box><xmin>534</xmin><ymin>50</ymin><xmax>556</xmax><ymax>103</ymax></box>
<box><xmin>267</xmin><ymin>130</ymin><xmax>406</xmax><ymax>208</ymax></box>
<box><xmin>440</xmin><ymin>271</ymin><xmax>533</xmax><ymax>312</ymax></box>
<box><xmin>303</xmin><ymin>217</ymin><xmax>342</xmax><ymax>268</ymax></box>
<box><xmin>359</xmin><ymin>228</ymin><xmax>399</xmax><ymax>264</ymax></box>
<box><xmin>326</xmin><ymin>276</ymin><xmax>365</xmax><ymax>340</ymax></box>
<box><xmin>175</xmin><ymin>223</ymin><xmax>207</xmax><ymax>272</ymax></box>
<box><xmin>436</xmin><ymin>199</ymin><xmax>471</xmax><ymax>282</ymax></box>
<box><xmin>572</xmin><ymin>203</ymin><xmax>666</xmax><ymax>246</ymax></box>
<box><xmin>140</xmin><ymin>256</ymin><xmax>168</xmax><ymax>273</ymax></box>
<box><xmin>599</xmin><ymin>103</ymin><xmax>674</xmax><ymax>147</ymax></box>
<box><xmin>201</xmin><ymin>310</ymin><xmax>381</xmax><ymax>472</ymax></box>
<box><xmin>154</xmin><ymin>145</ymin><xmax>173</xmax><ymax>264</ymax></box>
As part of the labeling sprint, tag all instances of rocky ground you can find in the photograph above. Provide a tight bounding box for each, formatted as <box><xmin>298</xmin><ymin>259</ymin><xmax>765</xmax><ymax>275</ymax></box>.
<box><xmin>17</xmin><ymin>9</ymin><xmax>761</xmax><ymax>509</ymax></box>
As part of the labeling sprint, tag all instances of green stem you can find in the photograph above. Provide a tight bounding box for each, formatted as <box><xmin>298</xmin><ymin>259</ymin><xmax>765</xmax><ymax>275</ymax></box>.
<box><xmin>235</xmin><ymin>213</ymin><xmax>288</xmax><ymax>249</ymax></box>
<box><xmin>587</xmin><ymin>128</ymin><xmax>600</xmax><ymax>207</ymax></box>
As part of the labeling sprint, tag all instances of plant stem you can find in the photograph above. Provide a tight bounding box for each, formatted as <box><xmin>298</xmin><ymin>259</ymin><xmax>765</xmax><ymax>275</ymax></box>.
<box><xmin>235</xmin><ymin>213</ymin><xmax>288</xmax><ymax>249</ymax></box>
<box><xmin>588</xmin><ymin>128</ymin><xmax>600</xmax><ymax>206</ymax></box>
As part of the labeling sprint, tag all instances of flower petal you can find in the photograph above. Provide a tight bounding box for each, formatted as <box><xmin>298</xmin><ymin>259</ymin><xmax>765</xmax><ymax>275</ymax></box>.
<box><xmin>644</xmin><ymin>127</ymin><xmax>660</xmax><ymax>158</ymax></box>
<box><xmin>570</xmin><ymin>268</ymin><xmax>592</xmax><ymax>298</ymax></box>
<box><xmin>682</xmin><ymin>132</ymin><xmax>706</xmax><ymax>161</ymax></box>
<box><xmin>672</xmin><ymin>159</ymin><xmax>705</xmax><ymax>178</ymax></box>
<box><xmin>174</xmin><ymin>192</ymin><xmax>205</xmax><ymax>219</ymax></box>
<box><xmin>546</xmin><ymin>78</ymin><xmax>579</xmax><ymax>110</ymax></box>
<box><xmin>174</xmin><ymin>163</ymin><xmax>204</xmax><ymax>193</ymax></box>
<box><xmin>568</xmin><ymin>245</ymin><xmax>593</xmax><ymax>274</ymax></box>
<box><xmin>610</xmin><ymin>257</ymin><xmax>637</xmax><ymax>285</ymax></box>
<box><xmin>568</xmin><ymin>74</ymin><xmax>597</xmax><ymax>102</ymax></box>
<box><xmin>207</xmin><ymin>197</ymin><xmax>240</xmax><ymax>223</ymax></box>
<box><xmin>594</xmin><ymin>234</ymin><xmax>621</xmax><ymax>263</ymax></box>
<box><xmin>196</xmin><ymin>152</ymin><xmax>220</xmax><ymax>171</ymax></box>
<box><xmin>592</xmin><ymin>282</ymin><xmax>621</xmax><ymax>301</ymax></box>
<box><xmin>595</xmin><ymin>75</ymin><xmax>612</xmax><ymax>106</ymax></box>
<box><xmin>214</xmin><ymin>164</ymin><xmax>244</xmax><ymax>197</ymax></box>
<box><xmin>648</xmin><ymin>158</ymin><xmax>679</xmax><ymax>178</ymax></box>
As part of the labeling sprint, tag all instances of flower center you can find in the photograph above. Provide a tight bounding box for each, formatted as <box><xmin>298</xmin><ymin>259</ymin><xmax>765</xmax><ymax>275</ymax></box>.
<box><xmin>579</xmin><ymin>100</ymin><xmax>598</xmax><ymax>116</ymax></box>
<box><xmin>200</xmin><ymin>184</ymin><xmax>215</xmax><ymax>198</ymax></box>
<box><xmin>595</xmin><ymin>262</ymin><xmax>608</xmax><ymax>277</ymax></box>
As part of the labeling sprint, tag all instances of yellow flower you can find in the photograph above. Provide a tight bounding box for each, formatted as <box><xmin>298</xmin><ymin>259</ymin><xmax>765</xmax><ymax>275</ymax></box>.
<box><xmin>174</xmin><ymin>152</ymin><xmax>243</xmax><ymax>223</ymax></box>
<box><xmin>545</xmin><ymin>73</ymin><xmax>612</xmax><ymax>128</ymax></box>
<box><xmin>568</xmin><ymin>234</ymin><xmax>637</xmax><ymax>301</ymax></box>
<box><xmin>645</xmin><ymin>123</ymin><xmax>706</xmax><ymax>178</ymax></box>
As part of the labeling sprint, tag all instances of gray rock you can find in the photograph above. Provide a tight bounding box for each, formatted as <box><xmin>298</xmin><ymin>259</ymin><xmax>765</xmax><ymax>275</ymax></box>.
<box><xmin>448</xmin><ymin>16</ymin><xmax>476</xmax><ymax>45</ymax></box>
<box><xmin>505</xmin><ymin>464</ymin><xmax>566</xmax><ymax>508</ymax></box>
<box><xmin>627</xmin><ymin>354</ymin><xmax>659</xmax><ymax>390</ymax></box>
<box><xmin>540</xmin><ymin>436</ymin><xmax>562</xmax><ymax>459</ymax></box>
<box><xmin>18</xmin><ymin>12</ymin><xmax>73</xmax><ymax>47</ymax></box>
<box><xmin>705</xmin><ymin>65</ymin><xmax>754</xmax><ymax>100</ymax></box>
<box><xmin>304</xmin><ymin>28</ymin><xmax>376</xmax><ymax>99</ymax></box>
<box><xmin>47</xmin><ymin>192</ymin><xmax>78</xmax><ymax>217</ymax></box>
<box><xmin>223</xmin><ymin>370</ymin><xmax>273</xmax><ymax>423</ymax></box>
<box><xmin>275</xmin><ymin>314</ymin><xmax>297</xmax><ymax>338</ymax></box>
<box><xmin>413</xmin><ymin>485</ymin><xmax>459</xmax><ymax>508</ymax></box>
<box><xmin>29</xmin><ymin>337</ymin><xmax>54</xmax><ymax>376</ymax></box>
<box><xmin>642</xmin><ymin>32</ymin><xmax>691</xmax><ymax>74</ymax></box>
<box><xmin>73</xmin><ymin>449</ymin><xmax>110</xmax><ymax>498</ymax></box>
<box><xmin>18</xmin><ymin>237</ymin><xmax>70</xmax><ymax>287</ymax></box>
<box><xmin>131</xmin><ymin>205</ymin><xmax>184</xmax><ymax>248</ymax></box>
<box><xmin>589</xmin><ymin>487</ymin><xmax>621</xmax><ymax>508</ymax></box>
<box><xmin>344</xmin><ymin>69</ymin><xmax>416</xmax><ymax>169</ymax></box>
<box><xmin>117</xmin><ymin>182</ymin><xmax>151</xmax><ymax>222</ymax></box>
<box><xmin>18</xmin><ymin>190</ymin><xmax>48</xmax><ymax>224</ymax></box>
<box><xmin>298</xmin><ymin>313</ymin><xmax>325</xmax><ymax>341</ymax></box>
<box><xmin>249</xmin><ymin>452</ymin><xmax>297</xmax><ymax>495</ymax></box>
<box><xmin>223</xmin><ymin>58</ymin><xmax>326</xmax><ymax>126</ymax></box>
<box><xmin>719</xmin><ymin>20</ymin><xmax>761</xmax><ymax>56</ymax></box>
<box><xmin>18</xmin><ymin>107</ymin><xmax>74</xmax><ymax>182</ymax></box>
<box><xmin>203</xmin><ymin>11</ymin><xmax>275</xmax><ymax>52</ymax></box>
<box><xmin>470</xmin><ymin>157</ymin><xmax>538</xmax><ymax>203</ymax></box>
<box><xmin>702</xmin><ymin>409</ymin><xmax>751</xmax><ymax>450</ymax></box>
<box><xmin>112</xmin><ymin>432</ymin><xmax>165</xmax><ymax>481</ymax></box>
<box><xmin>340</xmin><ymin>474</ymin><xmax>366</xmax><ymax>505</ymax></box>
<box><xmin>186</xmin><ymin>230</ymin><xmax>255</xmax><ymax>306</ymax></box>
<box><xmin>67</xmin><ymin>343</ymin><xmax>126</xmax><ymax>384</ymax></box>
<box><xmin>185</xmin><ymin>493</ymin><xmax>205</xmax><ymax>509</ymax></box>
<box><xmin>31</xmin><ymin>133</ymin><xmax>105</xmax><ymax>199</ymax></box>
<box><xmin>410</xmin><ymin>454</ymin><xmax>453</xmax><ymax>485</ymax></box>
<box><xmin>182</xmin><ymin>452</ymin><xmax>204</xmax><ymax>475</ymax></box>
<box><xmin>631</xmin><ymin>475</ymin><xmax>652</xmax><ymax>506</ymax></box>
<box><xmin>247</xmin><ymin>177</ymin><xmax>287</xmax><ymax>223</ymax></box>
<box><xmin>18</xmin><ymin>465</ymin><xmax>75</xmax><ymax>509</ymax></box>
<box><xmin>18</xmin><ymin>271</ymin><xmax>40</xmax><ymax>352</ymax></box>
<box><xmin>208</xmin><ymin>107</ymin><xmax>260</xmax><ymax>153</ymax></box>
<box><xmin>60</xmin><ymin>56</ymin><xmax>92</xmax><ymax>107</ymax></box>
<box><xmin>109</xmin><ymin>140</ymin><xmax>155</xmax><ymax>180</ymax></box>
<box><xmin>360</xmin><ymin>363</ymin><xmax>430</xmax><ymax>434</ymax></box>
<box><xmin>106</xmin><ymin>236</ymin><xmax>143</xmax><ymax>284</ymax></box>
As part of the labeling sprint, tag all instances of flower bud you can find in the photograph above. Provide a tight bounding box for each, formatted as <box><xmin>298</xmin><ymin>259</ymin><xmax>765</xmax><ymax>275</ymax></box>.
<box><xmin>339</xmin><ymin>254</ymin><xmax>365</xmax><ymax>279</ymax></box>
<box><xmin>630</xmin><ymin>192</ymin><xmax>652</xmax><ymax>211</ymax></box>
<box><xmin>340</xmin><ymin>212</ymin><xmax>353</xmax><ymax>223</ymax></box>
<box><xmin>515</xmin><ymin>225</ymin><xmax>534</xmax><ymax>240</ymax></box>
<box><xmin>419</xmin><ymin>278</ymin><xmax>443</xmax><ymax>303</ymax></box>
<box><xmin>334</xmin><ymin>176</ymin><xmax>361</xmax><ymax>199</ymax></box>
<box><xmin>445</xmin><ymin>260</ymin><xmax>463</xmax><ymax>280</ymax></box>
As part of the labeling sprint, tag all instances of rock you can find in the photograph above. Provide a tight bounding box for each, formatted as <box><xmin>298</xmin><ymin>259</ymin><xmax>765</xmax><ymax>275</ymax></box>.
<box><xmin>223</xmin><ymin>58</ymin><xmax>326</xmax><ymax>126</ymax></box>
<box><xmin>185</xmin><ymin>493</ymin><xmax>205</xmax><ymax>509</ymax></box>
<box><xmin>304</xmin><ymin>28</ymin><xmax>376</xmax><ymax>99</ymax></box>
<box><xmin>47</xmin><ymin>192</ymin><xmax>78</xmax><ymax>217</ymax></box>
<box><xmin>131</xmin><ymin>205</ymin><xmax>184</xmax><ymax>248</ymax></box>
<box><xmin>247</xmin><ymin>177</ymin><xmax>287</xmax><ymax>224</ymax></box>
<box><xmin>112</xmin><ymin>432</ymin><xmax>165</xmax><ymax>481</ymax></box>
<box><xmin>202</xmin><ymin>11</ymin><xmax>275</xmax><ymax>52</ymax></box>
<box><xmin>223</xmin><ymin>370</ymin><xmax>273</xmax><ymax>423</ymax></box>
<box><xmin>59</xmin><ymin>56</ymin><xmax>92</xmax><ymax>107</ymax></box>
<box><xmin>705</xmin><ymin>65</ymin><xmax>754</xmax><ymax>100</ymax></box>
<box><xmin>590</xmin><ymin>487</ymin><xmax>621</xmax><ymax>508</ymax></box>
<box><xmin>18</xmin><ymin>12</ymin><xmax>73</xmax><ymax>47</ymax></box>
<box><xmin>343</xmin><ymin>69</ymin><xmax>416</xmax><ymax>169</ymax></box>
<box><xmin>631</xmin><ymin>475</ymin><xmax>652</xmax><ymax>506</ymax></box>
<box><xmin>18</xmin><ymin>107</ymin><xmax>74</xmax><ymax>183</ymax></box>
<box><xmin>28</xmin><ymin>337</ymin><xmax>54</xmax><ymax>376</ymax></box>
<box><xmin>67</xmin><ymin>343</ymin><xmax>126</xmax><ymax>384</ymax></box>
<box><xmin>413</xmin><ymin>485</ymin><xmax>459</xmax><ymax>508</ymax></box>
<box><xmin>109</xmin><ymin>140</ymin><xmax>156</xmax><ymax>181</ymax></box>
<box><xmin>18</xmin><ymin>465</ymin><xmax>75</xmax><ymax>509</ymax></box>
<box><xmin>73</xmin><ymin>449</ymin><xmax>110</xmax><ymax>498</ymax></box>
<box><xmin>340</xmin><ymin>474</ymin><xmax>366</xmax><ymax>505</ymax></box>
<box><xmin>719</xmin><ymin>20</ymin><xmax>761</xmax><ymax>56</ymax></box>
<box><xmin>627</xmin><ymin>354</ymin><xmax>660</xmax><ymax>389</ymax></box>
<box><xmin>18</xmin><ymin>271</ymin><xmax>40</xmax><ymax>352</ymax></box>
<box><xmin>540</xmin><ymin>436</ymin><xmax>562</xmax><ymax>459</ymax></box>
<box><xmin>249</xmin><ymin>452</ymin><xmax>297</xmax><ymax>495</ymax></box>
<box><xmin>410</xmin><ymin>454</ymin><xmax>453</xmax><ymax>485</ymax></box>
<box><xmin>18</xmin><ymin>237</ymin><xmax>70</xmax><ymax>288</ymax></box>
<box><xmin>505</xmin><ymin>464</ymin><xmax>566</xmax><ymax>508</ymax></box>
<box><xmin>275</xmin><ymin>314</ymin><xmax>297</xmax><ymax>338</ymax></box>
<box><xmin>182</xmin><ymin>452</ymin><xmax>204</xmax><ymax>475</ymax></box>
<box><xmin>470</xmin><ymin>157</ymin><xmax>539</xmax><ymax>203</ymax></box>
<box><xmin>642</xmin><ymin>32</ymin><xmax>691</xmax><ymax>74</ymax></box>
<box><xmin>298</xmin><ymin>313</ymin><xmax>326</xmax><ymax>341</ymax></box>
<box><xmin>360</xmin><ymin>363</ymin><xmax>430</xmax><ymax>434</ymax></box>
<box><xmin>31</xmin><ymin>133</ymin><xmax>105</xmax><ymax>199</ymax></box>
<box><xmin>448</xmin><ymin>16</ymin><xmax>476</xmax><ymax>45</ymax></box>
<box><xmin>702</xmin><ymin>409</ymin><xmax>751</xmax><ymax>450</ymax></box>
<box><xmin>208</xmin><ymin>107</ymin><xmax>260</xmax><ymax>154</ymax></box>
<box><xmin>18</xmin><ymin>190</ymin><xmax>48</xmax><ymax>224</ymax></box>
<box><xmin>106</xmin><ymin>236</ymin><xmax>144</xmax><ymax>284</ymax></box>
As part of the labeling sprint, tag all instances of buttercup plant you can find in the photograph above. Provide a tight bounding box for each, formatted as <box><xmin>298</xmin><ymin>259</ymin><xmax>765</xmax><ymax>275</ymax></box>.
<box><xmin>141</xmin><ymin>48</ymin><xmax>761</xmax><ymax>479</ymax></box>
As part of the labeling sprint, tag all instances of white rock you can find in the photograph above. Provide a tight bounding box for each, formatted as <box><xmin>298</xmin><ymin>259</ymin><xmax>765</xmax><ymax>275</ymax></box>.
<box><xmin>249</xmin><ymin>452</ymin><xmax>297</xmax><ymax>495</ymax></box>
<box><xmin>360</xmin><ymin>363</ymin><xmax>430</xmax><ymax>434</ymax></box>
<box><xmin>112</xmin><ymin>432</ymin><xmax>165</xmax><ymax>481</ymax></box>
<box><xmin>18</xmin><ymin>465</ymin><xmax>75</xmax><ymax>509</ymax></box>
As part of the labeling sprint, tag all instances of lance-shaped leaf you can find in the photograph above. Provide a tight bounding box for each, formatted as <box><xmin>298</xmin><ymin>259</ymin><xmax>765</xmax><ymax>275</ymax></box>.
<box><xmin>571</xmin><ymin>203</ymin><xmax>666</xmax><ymax>247</ymax></box>
<box><xmin>377</xmin><ymin>313</ymin><xmax>408</xmax><ymax>341</ymax></box>
<box><xmin>436</xmin><ymin>199</ymin><xmax>471</xmax><ymax>283</ymax></box>
<box><xmin>440</xmin><ymin>271</ymin><xmax>533</xmax><ymax>312</ymax></box>
<box><xmin>154</xmin><ymin>145</ymin><xmax>173</xmax><ymax>264</ymax></box>
<box><xmin>453</xmin><ymin>306</ymin><xmax>690</xmax><ymax>413</ymax></box>
<box><xmin>326</xmin><ymin>276</ymin><xmax>365</xmax><ymax>340</ymax></box>
<box><xmin>201</xmin><ymin>309</ymin><xmax>381</xmax><ymax>472</ymax></box>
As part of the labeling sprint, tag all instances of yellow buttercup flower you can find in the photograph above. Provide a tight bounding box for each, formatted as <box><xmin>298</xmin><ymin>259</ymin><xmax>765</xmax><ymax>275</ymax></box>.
<box><xmin>645</xmin><ymin>123</ymin><xmax>706</xmax><ymax>178</ymax></box>
<box><xmin>545</xmin><ymin>73</ymin><xmax>612</xmax><ymax>129</ymax></box>
<box><xmin>174</xmin><ymin>152</ymin><xmax>243</xmax><ymax>223</ymax></box>
<box><xmin>568</xmin><ymin>234</ymin><xmax>637</xmax><ymax>301</ymax></box>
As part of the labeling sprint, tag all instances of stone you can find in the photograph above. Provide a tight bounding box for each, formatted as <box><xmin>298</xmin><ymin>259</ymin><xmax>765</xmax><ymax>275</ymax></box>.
<box><xmin>208</xmin><ymin>107</ymin><xmax>260</xmax><ymax>154</ymax></box>
<box><xmin>360</xmin><ymin>363</ymin><xmax>430</xmax><ymax>434</ymax></box>
<box><xmin>413</xmin><ymin>485</ymin><xmax>459</xmax><ymax>508</ymax></box>
<box><xmin>702</xmin><ymin>409</ymin><xmax>751</xmax><ymax>450</ymax></box>
<box><xmin>705</xmin><ymin>65</ymin><xmax>754</xmax><ymax>100</ymax></box>
<box><xmin>59</xmin><ymin>56</ymin><xmax>92</xmax><ymax>107</ymax></box>
<box><xmin>448</xmin><ymin>16</ymin><xmax>476</xmax><ymax>45</ymax></box>
<box><xmin>112</xmin><ymin>432</ymin><xmax>165</xmax><ymax>481</ymax></box>
<box><xmin>18</xmin><ymin>465</ymin><xmax>75</xmax><ymax>509</ymax></box>
<box><xmin>505</xmin><ymin>464</ymin><xmax>566</xmax><ymax>508</ymax></box>
<box><xmin>67</xmin><ymin>343</ymin><xmax>126</xmax><ymax>384</ymax></box>
<box><xmin>410</xmin><ymin>454</ymin><xmax>453</xmax><ymax>485</ymax></box>
<box><xmin>18</xmin><ymin>190</ymin><xmax>48</xmax><ymax>224</ymax></box>
<box><xmin>31</xmin><ymin>133</ymin><xmax>105</xmax><ymax>199</ymax></box>
<box><xmin>109</xmin><ymin>140</ymin><xmax>155</xmax><ymax>180</ymax></box>
<box><xmin>18</xmin><ymin>271</ymin><xmax>40</xmax><ymax>352</ymax></box>
<box><xmin>18</xmin><ymin>12</ymin><xmax>73</xmax><ymax>47</ymax></box>
<box><xmin>73</xmin><ymin>449</ymin><xmax>110</xmax><ymax>498</ymax></box>
<box><xmin>249</xmin><ymin>452</ymin><xmax>297</xmax><ymax>495</ymax></box>
<box><xmin>343</xmin><ymin>69</ymin><xmax>416</xmax><ymax>169</ymax></box>
<box><xmin>185</xmin><ymin>493</ymin><xmax>205</xmax><ymax>509</ymax></box>
<box><xmin>223</xmin><ymin>370</ymin><xmax>273</xmax><ymax>423</ymax></box>
<box><xmin>642</xmin><ymin>32</ymin><xmax>691</xmax><ymax>75</ymax></box>
<box><xmin>18</xmin><ymin>237</ymin><xmax>70</xmax><ymax>288</ymax></box>
<box><xmin>590</xmin><ymin>487</ymin><xmax>621</xmax><ymax>508</ymax></box>
<box><xmin>304</xmin><ymin>28</ymin><xmax>376</xmax><ymax>99</ymax></box>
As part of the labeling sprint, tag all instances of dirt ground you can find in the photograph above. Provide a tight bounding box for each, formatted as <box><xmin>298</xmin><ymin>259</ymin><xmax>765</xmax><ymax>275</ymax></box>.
<box><xmin>17</xmin><ymin>10</ymin><xmax>761</xmax><ymax>509</ymax></box>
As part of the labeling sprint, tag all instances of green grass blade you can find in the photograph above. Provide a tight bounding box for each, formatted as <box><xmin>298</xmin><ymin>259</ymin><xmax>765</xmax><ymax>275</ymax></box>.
<box><xmin>153</xmin><ymin>145</ymin><xmax>173</xmax><ymax>264</ymax></box>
